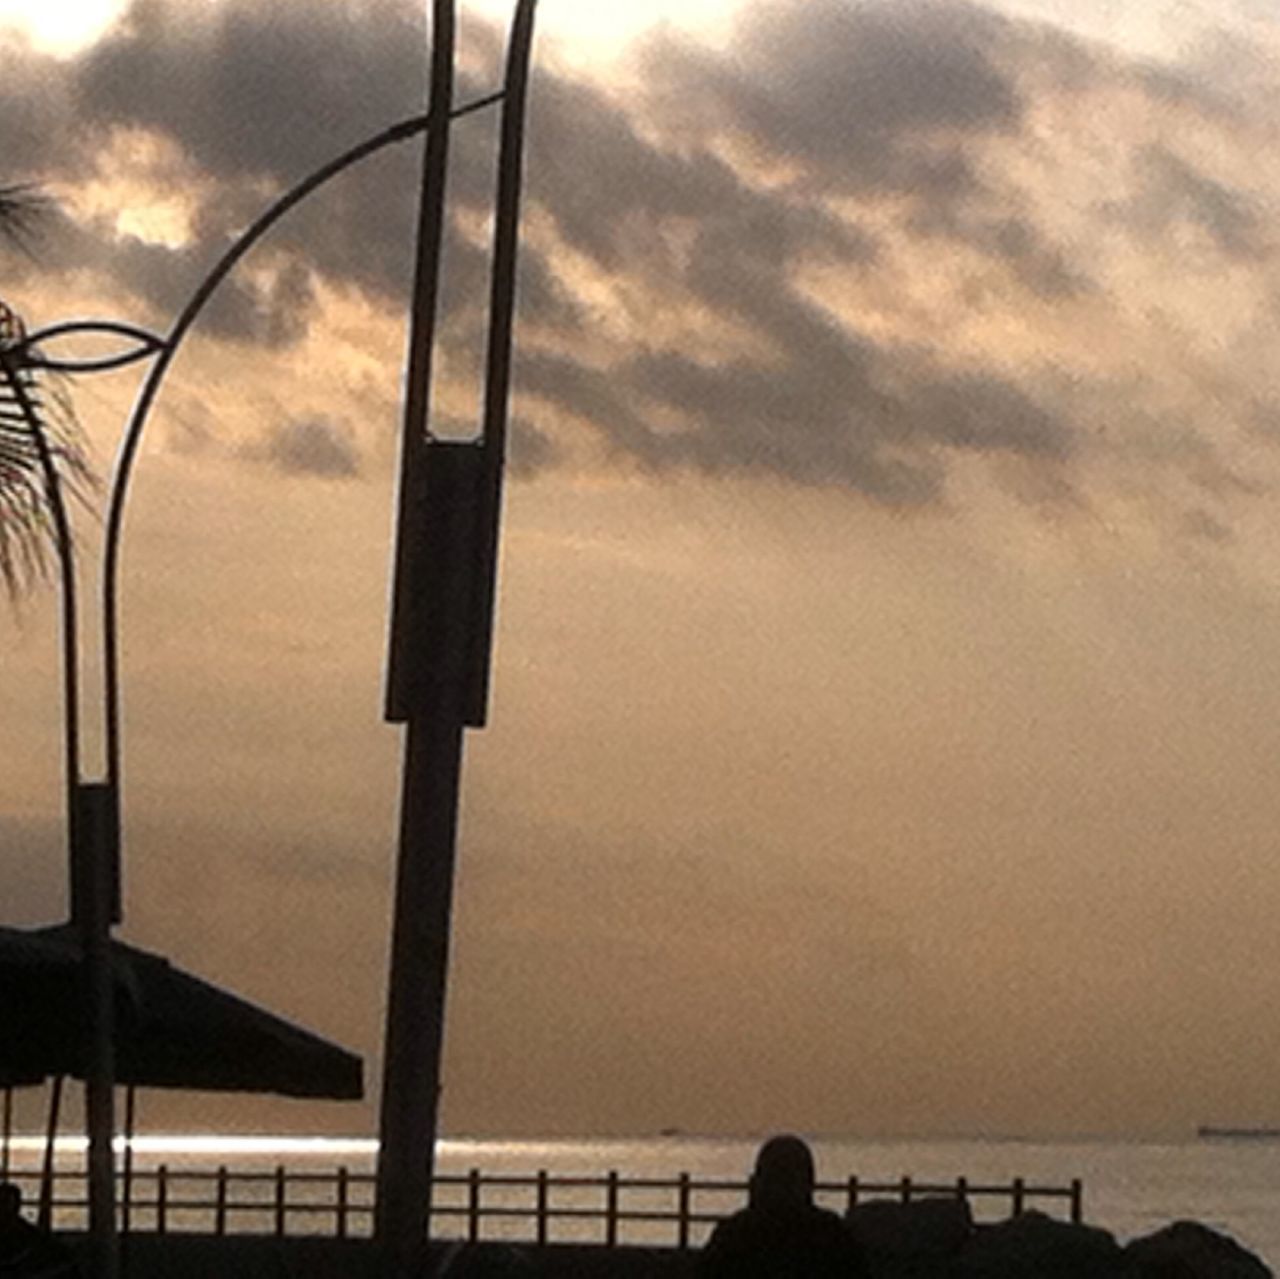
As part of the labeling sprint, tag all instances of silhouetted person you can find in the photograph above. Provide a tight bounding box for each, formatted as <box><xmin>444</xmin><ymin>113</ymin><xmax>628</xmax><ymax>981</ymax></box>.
<box><xmin>0</xmin><ymin>1183</ymin><xmax>79</xmax><ymax>1277</ymax></box>
<box><xmin>700</xmin><ymin>1136</ymin><xmax>868</xmax><ymax>1279</ymax></box>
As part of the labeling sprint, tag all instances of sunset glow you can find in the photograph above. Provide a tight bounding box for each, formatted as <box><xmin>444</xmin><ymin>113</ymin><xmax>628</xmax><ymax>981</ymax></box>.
<box><xmin>4</xmin><ymin>0</ymin><xmax>1280</xmax><ymax>1155</ymax></box>
<box><xmin>0</xmin><ymin>0</ymin><xmax>125</xmax><ymax>55</ymax></box>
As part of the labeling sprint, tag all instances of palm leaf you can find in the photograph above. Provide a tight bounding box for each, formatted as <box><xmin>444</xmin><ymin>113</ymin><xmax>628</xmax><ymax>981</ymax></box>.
<box><xmin>0</xmin><ymin>184</ymin><xmax>49</xmax><ymax>253</ymax></box>
<box><xmin>0</xmin><ymin>298</ymin><xmax>94</xmax><ymax>602</ymax></box>
<box><xmin>0</xmin><ymin>184</ymin><xmax>97</xmax><ymax>602</ymax></box>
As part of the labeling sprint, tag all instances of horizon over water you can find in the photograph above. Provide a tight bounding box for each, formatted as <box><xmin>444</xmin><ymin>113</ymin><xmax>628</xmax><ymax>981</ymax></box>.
<box><xmin>3</xmin><ymin>1130</ymin><xmax>1278</xmax><ymax>1265</ymax></box>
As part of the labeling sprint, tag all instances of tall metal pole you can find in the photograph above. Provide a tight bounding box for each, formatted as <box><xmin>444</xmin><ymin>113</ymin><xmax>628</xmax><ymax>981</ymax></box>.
<box><xmin>375</xmin><ymin>3</ymin><xmax>538</xmax><ymax>1275</ymax></box>
<box><xmin>374</xmin><ymin>1</ymin><xmax>458</xmax><ymax>1273</ymax></box>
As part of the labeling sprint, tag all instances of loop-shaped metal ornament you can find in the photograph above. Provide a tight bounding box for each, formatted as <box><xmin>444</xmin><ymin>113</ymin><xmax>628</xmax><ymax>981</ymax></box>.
<box><xmin>18</xmin><ymin>321</ymin><xmax>167</xmax><ymax>374</ymax></box>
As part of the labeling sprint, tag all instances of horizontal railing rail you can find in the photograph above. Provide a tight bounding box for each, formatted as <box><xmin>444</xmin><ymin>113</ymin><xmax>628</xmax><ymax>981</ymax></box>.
<box><xmin>3</xmin><ymin>1166</ymin><xmax>1083</xmax><ymax>1246</ymax></box>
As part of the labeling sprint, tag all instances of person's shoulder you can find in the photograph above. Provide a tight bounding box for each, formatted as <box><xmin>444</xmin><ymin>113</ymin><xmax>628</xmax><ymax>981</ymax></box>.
<box><xmin>700</xmin><ymin>1210</ymin><xmax>760</xmax><ymax>1278</ymax></box>
<box><xmin>705</xmin><ymin>1208</ymin><xmax>755</xmax><ymax>1245</ymax></box>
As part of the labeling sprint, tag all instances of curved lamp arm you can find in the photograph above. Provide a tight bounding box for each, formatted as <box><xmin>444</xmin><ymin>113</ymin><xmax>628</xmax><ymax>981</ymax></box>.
<box><xmin>100</xmin><ymin>89</ymin><xmax>503</xmax><ymax>793</ymax></box>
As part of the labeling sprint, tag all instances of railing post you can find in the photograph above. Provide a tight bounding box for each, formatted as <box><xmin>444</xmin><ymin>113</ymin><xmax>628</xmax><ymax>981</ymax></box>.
<box><xmin>215</xmin><ymin>1166</ymin><xmax>228</xmax><ymax>1236</ymax></box>
<box><xmin>1070</xmin><ymin>1178</ymin><xmax>1082</xmax><ymax>1224</ymax></box>
<box><xmin>605</xmin><ymin>1170</ymin><xmax>618</xmax><ymax>1247</ymax></box>
<box><xmin>156</xmin><ymin>1165</ymin><xmax>167</xmax><ymax>1235</ymax></box>
<box><xmin>846</xmin><ymin>1175</ymin><xmax>858</xmax><ymax>1213</ymax></box>
<box><xmin>1012</xmin><ymin>1177</ymin><xmax>1025</xmax><ymax>1216</ymax></box>
<box><xmin>275</xmin><ymin>1164</ymin><xmax>287</xmax><ymax>1237</ymax></box>
<box><xmin>468</xmin><ymin>1168</ymin><xmax>481</xmax><ymax>1242</ymax></box>
<box><xmin>337</xmin><ymin>1167</ymin><xmax>349</xmax><ymax>1239</ymax></box>
<box><xmin>900</xmin><ymin>1175</ymin><xmax>912</xmax><ymax>1204</ymax></box>
<box><xmin>535</xmin><ymin>1170</ymin><xmax>548</xmax><ymax>1246</ymax></box>
<box><xmin>677</xmin><ymin>1172</ymin><xmax>691</xmax><ymax>1250</ymax></box>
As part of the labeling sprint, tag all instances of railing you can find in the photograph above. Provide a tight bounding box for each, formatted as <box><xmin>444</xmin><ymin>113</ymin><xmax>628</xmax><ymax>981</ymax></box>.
<box><xmin>5</xmin><ymin>1167</ymin><xmax>1084</xmax><ymax>1246</ymax></box>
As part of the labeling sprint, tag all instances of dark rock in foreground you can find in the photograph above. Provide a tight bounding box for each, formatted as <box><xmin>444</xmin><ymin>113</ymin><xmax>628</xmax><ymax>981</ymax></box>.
<box><xmin>848</xmin><ymin>1196</ymin><xmax>974</xmax><ymax>1278</ymax></box>
<box><xmin>56</xmin><ymin>1213</ymin><xmax>1274</xmax><ymax>1277</ymax></box>
<box><xmin>1125</xmin><ymin>1220</ymin><xmax>1271</xmax><ymax>1279</ymax></box>
<box><xmin>952</xmin><ymin>1209</ymin><xmax>1128</xmax><ymax>1278</ymax></box>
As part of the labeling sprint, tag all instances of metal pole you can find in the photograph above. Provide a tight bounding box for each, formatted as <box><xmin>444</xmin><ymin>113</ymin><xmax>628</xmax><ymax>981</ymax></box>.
<box><xmin>375</xmin><ymin>1</ymin><xmax>457</xmax><ymax>1273</ymax></box>
<box><xmin>375</xmin><ymin>7</ymin><xmax>538</xmax><ymax>1276</ymax></box>
<box><xmin>375</xmin><ymin>705</ymin><xmax>466</xmax><ymax>1277</ymax></box>
<box><xmin>38</xmin><ymin>1075</ymin><xmax>62</xmax><ymax>1232</ymax></box>
<box><xmin>81</xmin><ymin>861</ymin><xmax>117</xmax><ymax>1279</ymax></box>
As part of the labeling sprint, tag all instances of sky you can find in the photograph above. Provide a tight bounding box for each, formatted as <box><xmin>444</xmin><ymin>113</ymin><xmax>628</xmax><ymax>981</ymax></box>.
<box><xmin>2</xmin><ymin>0</ymin><xmax>1280</xmax><ymax>1142</ymax></box>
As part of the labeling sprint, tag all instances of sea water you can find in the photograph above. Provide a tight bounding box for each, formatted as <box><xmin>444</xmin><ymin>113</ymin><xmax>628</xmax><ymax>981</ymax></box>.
<box><xmin>4</xmin><ymin>1134</ymin><xmax>1276</xmax><ymax>1267</ymax></box>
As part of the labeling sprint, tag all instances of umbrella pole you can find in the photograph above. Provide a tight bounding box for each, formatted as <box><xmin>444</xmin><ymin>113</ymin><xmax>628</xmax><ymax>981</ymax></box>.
<box><xmin>80</xmin><ymin>844</ymin><xmax>119</xmax><ymax>1279</ymax></box>
<box><xmin>2</xmin><ymin>1086</ymin><xmax>10</xmax><ymax>1182</ymax></box>
<box><xmin>120</xmin><ymin>1086</ymin><xmax>134</xmax><ymax>1278</ymax></box>
<box><xmin>38</xmin><ymin>1074</ymin><xmax>62</xmax><ymax>1231</ymax></box>
<box><xmin>121</xmin><ymin>1086</ymin><xmax>134</xmax><ymax>1235</ymax></box>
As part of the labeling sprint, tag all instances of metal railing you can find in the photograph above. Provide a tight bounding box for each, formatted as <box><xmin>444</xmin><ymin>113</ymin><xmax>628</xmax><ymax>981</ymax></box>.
<box><xmin>6</xmin><ymin>1166</ymin><xmax>1084</xmax><ymax>1246</ymax></box>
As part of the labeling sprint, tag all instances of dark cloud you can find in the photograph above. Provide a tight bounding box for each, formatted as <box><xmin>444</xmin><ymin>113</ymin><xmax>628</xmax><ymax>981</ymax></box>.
<box><xmin>909</xmin><ymin>209</ymin><xmax>1090</xmax><ymax>300</ymax></box>
<box><xmin>1120</xmin><ymin>145</ymin><xmax>1266</xmax><ymax>259</ymax></box>
<box><xmin>254</xmin><ymin>416</ymin><xmax>361</xmax><ymax>479</ymax></box>
<box><xmin>74</xmin><ymin>0</ymin><xmax>430</xmax><ymax>184</ymax></box>
<box><xmin>506</xmin><ymin>416</ymin><xmax>560</xmax><ymax>478</ymax></box>
<box><xmin>639</xmin><ymin>0</ymin><xmax>1021</xmax><ymax>195</ymax></box>
<box><xmin>0</xmin><ymin>44</ymin><xmax>84</xmax><ymax>183</ymax></box>
<box><xmin>519</xmin><ymin>305</ymin><xmax>1071</xmax><ymax>506</ymax></box>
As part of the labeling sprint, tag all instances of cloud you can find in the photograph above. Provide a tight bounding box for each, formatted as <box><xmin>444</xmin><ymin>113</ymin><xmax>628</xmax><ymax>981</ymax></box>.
<box><xmin>642</xmin><ymin>0</ymin><xmax>1021</xmax><ymax>192</ymax></box>
<box><xmin>505</xmin><ymin>417</ymin><xmax>560</xmax><ymax>478</ymax></box>
<box><xmin>1119</xmin><ymin>145</ymin><xmax>1267</xmax><ymax>259</ymax></box>
<box><xmin>1</xmin><ymin>0</ymin><xmax>1277</xmax><ymax>531</ymax></box>
<box><xmin>73</xmin><ymin>0</ymin><xmax>430</xmax><ymax>185</ymax></box>
<box><xmin>251</xmin><ymin>416</ymin><xmax>362</xmax><ymax>479</ymax></box>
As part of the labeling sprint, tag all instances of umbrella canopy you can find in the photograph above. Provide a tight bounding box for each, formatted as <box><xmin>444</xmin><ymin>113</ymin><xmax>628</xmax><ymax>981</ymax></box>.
<box><xmin>0</xmin><ymin>925</ymin><xmax>362</xmax><ymax>1100</ymax></box>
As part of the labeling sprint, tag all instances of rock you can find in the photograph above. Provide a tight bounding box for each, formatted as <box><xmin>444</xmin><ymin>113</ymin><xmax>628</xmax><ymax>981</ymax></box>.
<box><xmin>1124</xmin><ymin>1220</ymin><xmax>1271</xmax><ymax>1279</ymax></box>
<box><xmin>954</xmin><ymin>1209</ymin><xmax>1128</xmax><ymax>1279</ymax></box>
<box><xmin>848</xmin><ymin>1196</ymin><xmax>974</xmax><ymax>1278</ymax></box>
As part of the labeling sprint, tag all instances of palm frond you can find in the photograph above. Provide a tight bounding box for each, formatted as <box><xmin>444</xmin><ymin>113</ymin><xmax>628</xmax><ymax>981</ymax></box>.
<box><xmin>0</xmin><ymin>297</ymin><xmax>96</xmax><ymax>602</ymax></box>
<box><xmin>0</xmin><ymin>185</ymin><xmax>50</xmax><ymax>253</ymax></box>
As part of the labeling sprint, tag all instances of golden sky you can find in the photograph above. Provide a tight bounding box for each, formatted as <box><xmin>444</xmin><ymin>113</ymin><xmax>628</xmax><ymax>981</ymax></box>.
<box><xmin>3</xmin><ymin>0</ymin><xmax>1280</xmax><ymax>1141</ymax></box>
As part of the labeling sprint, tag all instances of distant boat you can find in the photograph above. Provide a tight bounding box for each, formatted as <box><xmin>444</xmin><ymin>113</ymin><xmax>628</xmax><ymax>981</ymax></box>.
<box><xmin>1197</xmin><ymin>1126</ymin><xmax>1280</xmax><ymax>1139</ymax></box>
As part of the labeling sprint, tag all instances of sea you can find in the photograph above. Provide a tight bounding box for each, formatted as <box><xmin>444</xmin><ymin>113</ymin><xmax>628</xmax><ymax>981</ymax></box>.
<box><xmin>3</xmin><ymin>1133</ymin><xmax>1277</xmax><ymax>1268</ymax></box>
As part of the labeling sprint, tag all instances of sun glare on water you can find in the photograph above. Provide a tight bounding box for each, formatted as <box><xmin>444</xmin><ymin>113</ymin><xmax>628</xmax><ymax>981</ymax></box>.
<box><xmin>6</xmin><ymin>1134</ymin><xmax>380</xmax><ymax>1157</ymax></box>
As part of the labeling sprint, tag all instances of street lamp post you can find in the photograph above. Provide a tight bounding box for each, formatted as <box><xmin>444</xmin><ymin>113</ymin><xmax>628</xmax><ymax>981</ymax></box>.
<box><xmin>375</xmin><ymin>3</ymin><xmax>538</xmax><ymax>1275</ymax></box>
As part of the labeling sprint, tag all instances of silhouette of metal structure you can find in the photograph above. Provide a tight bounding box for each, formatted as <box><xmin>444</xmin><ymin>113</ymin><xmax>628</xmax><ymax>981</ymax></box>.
<box><xmin>377</xmin><ymin>4</ymin><xmax>538</xmax><ymax>1276</ymax></box>
<box><xmin>1</xmin><ymin>1</ymin><xmax>539</xmax><ymax>1275</ymax></box>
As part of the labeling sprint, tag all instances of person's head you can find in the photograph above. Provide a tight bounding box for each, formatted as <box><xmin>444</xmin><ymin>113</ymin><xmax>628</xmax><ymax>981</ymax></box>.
<box><xmin>749</xmin><ymin>1134</ymin><xmax>816</xmax><ymax>1212</ymax></box>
